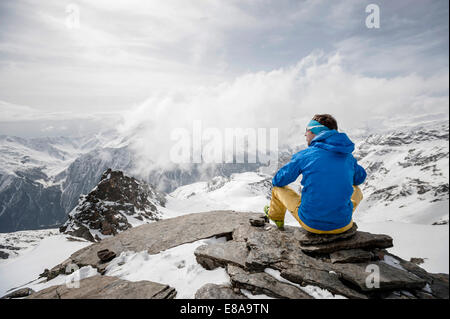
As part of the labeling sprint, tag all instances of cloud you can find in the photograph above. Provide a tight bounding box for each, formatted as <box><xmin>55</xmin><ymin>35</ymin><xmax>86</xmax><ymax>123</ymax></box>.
<box><xmin>0</xmin><ymin>99</ymin><xmax>124</xmax><ymax>137</ymax></box>
<box><xmin>1</xmin><ymin>0</ymin><xmax>447</xmax><ymax>114</ymax></box>
<box><xmin>118</xmin><ymin>51</ymin><xmax>449</xmax><ymax>175</ymax></box>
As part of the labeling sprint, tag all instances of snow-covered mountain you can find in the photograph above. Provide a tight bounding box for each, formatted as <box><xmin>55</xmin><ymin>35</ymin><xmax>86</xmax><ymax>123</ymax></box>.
<box><xmin>0</xmin><ymin>132</ymin><xmax>132</xmax><ymax>232</ymax></box>
<box><xmin>0</xmin><ymin>135</ymin><xmax>263</xmax><ymax>232</ymax></box>
<box><xmin>354</xmin><ymin>119</ymin><xmax>449</xmax><ymax>225</ymax></box>
<box><xmin>1</xmin><ymin>117</ymin><xmax>449</xmax><ymax>297</ymax></box>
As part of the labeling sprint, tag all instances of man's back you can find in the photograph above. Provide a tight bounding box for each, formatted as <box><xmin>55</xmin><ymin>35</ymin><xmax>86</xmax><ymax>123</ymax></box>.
<box><xmin>272</xmin><ymin>129</ymin><xmax>366</xmax><ymax>231</ymax></box>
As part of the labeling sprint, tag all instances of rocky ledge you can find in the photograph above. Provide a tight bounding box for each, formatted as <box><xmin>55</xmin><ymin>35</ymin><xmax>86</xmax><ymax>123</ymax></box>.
<box><xmin>3</xmin><ymin>211</ymin><xmax>447</xmax><ymax>299</ymax></box>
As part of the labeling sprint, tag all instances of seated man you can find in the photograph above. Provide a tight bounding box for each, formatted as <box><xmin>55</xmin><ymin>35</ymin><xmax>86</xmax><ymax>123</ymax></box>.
<box><xmin>264</xmin><ymin>114</ymin><xmax>367</xmax><ymax>234</ymax></box>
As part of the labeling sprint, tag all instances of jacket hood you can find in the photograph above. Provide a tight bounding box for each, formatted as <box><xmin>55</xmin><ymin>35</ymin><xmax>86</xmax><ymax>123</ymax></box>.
<box><xmin>310</xmin><ymin>130</ymin><xmax>355</xmax><ymax>154</ymax></box>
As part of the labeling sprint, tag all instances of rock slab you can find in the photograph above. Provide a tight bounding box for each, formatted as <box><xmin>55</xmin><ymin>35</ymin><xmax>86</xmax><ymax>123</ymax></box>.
<box><xmin>47</xmin><ymin>210</ymin><xmax>261</xmax><ymax>277</ymax></box>
<box><xmin>299</xmin><ymin>231</ymin><xmax>393</xmax><ymax>254</ymax></box>
<box><xmin>1</xmin><ymin>287</ymin><xmax>35</xmax><ymax>299</ymax></box>
<box><xmin>296</xmin><ymin>223</ymin><xmax>358</xmax><ymax>245</ymax></box>
<box><xmin>227</xmin><ymin>265</ymin><xmax>313</xmax><ymax>299</ymax></box>
<box><xmin>194</xmin><ymin>283</ymin><xmax>248</xmax><ymax>299</ymax></box>
<box><xmin>330</xmin><ymin>249</ymin><xmax>374</xmax><ymax>263</ymax></box>
<box><xmin>27</xmin><ymin>275</ymin><xmax>176</xmax><ymax>299</ymax></box>
<box><xmin>331</xmin><ymin>261</ymin><xmax>427</xmax><ymax>292</ymax></box>
<box><xmin>195</xmin><ymin>241</ymin><xmax>249</xmax><ymax>270</ymax></box>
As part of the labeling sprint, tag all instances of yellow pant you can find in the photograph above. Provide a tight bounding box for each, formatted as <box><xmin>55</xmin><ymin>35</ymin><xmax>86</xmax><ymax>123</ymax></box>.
<box><xmin>268</xmin><ymin>185</ymin><xmax>363</xmax><ymax>234</ymax></box>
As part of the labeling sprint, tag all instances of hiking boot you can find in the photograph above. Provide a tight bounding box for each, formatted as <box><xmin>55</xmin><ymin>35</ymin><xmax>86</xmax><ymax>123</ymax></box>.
<box><xmin>263</xmin><ymin>205</ymin><xmax>270</xmax><ymax>222</ymax></box>
<box><xmin>273</xmin><ymin>220</ymin><xmax>285</xmax><ymax>230</ymax></box>
<box><xmin>264</xmin><ymin>205</ymin><xmax>284</xmax><ymax>230</ymax></box>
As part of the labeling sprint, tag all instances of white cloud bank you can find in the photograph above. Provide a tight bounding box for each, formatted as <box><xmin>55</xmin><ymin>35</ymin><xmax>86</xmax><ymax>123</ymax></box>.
<box><xmin>118</xmin><ymin>51</ymin><xmax>449</xmax><ymax>173</ymax></box>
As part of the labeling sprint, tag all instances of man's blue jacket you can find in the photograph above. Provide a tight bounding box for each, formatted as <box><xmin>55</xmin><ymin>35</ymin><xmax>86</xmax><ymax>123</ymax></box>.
<box><xmin>272</xmin><ymin>130</ymin><xmax>367</xmax><ymax>231</ymax></box>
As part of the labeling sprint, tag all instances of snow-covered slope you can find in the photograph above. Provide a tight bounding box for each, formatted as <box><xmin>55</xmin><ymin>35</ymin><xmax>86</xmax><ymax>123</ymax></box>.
<box><xmin>0</xmin><ymin>228</ymin><xmax>60</xmax><ymax>260</ymax></box>
<box><xmin>353</xmin><ymin>118</ymin><xmax>449</xmax><ymax>224</ymax></box>
<box><xmin>164</xmin><ymin>172</ymin><xmax>274</xmax><ymax>218</ymax></box>
<box><xmin>0</xmin><ymin>230</ymin><xmax>92</xmax><ymax>296</ymax></box>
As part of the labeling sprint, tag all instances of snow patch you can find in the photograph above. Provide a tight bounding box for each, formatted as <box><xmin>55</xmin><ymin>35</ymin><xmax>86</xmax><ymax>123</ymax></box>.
<box><xmin>382</xmin><ymin>255</ymin><xmax>406</xmax><ymax>271</ymax></box>
<box><xmin>104</xmin><ymin>236</ymin><xmax>230</xmax><ymax>299</ymax></box>
<box><xmin>357</xmin><ymin>222</ymin><xmax>449</xmax><ymax>274</ymax></box>
<box><xmin>0</xmin><ymin>233</ymin><xmax>92</xmax><ymax>296</ymax></box>
<box><xmin>22</xmin><ymin>266</ymin><xmax>99</xmax><ymax>295</ymax></box>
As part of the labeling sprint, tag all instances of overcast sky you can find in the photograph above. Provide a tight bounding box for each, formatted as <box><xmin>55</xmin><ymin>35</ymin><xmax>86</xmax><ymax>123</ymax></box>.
<box><xmin>0</xmin><ymin>0</ymin><xmax>448</xmax><ymax>138</ymax></box>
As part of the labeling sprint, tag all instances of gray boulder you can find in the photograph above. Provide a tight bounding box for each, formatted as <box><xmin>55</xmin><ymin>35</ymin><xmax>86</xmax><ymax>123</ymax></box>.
<box><xmin>227</xmin><ymin>265</ymin><xmax>313</xmax><ymax>299</ymax></box>
<box><xmin>330</xmin><ymin>249</ymin><xmax>374</xmax><ymax>263</ymax></box>
<box><xmin>195</xmin><ymin>241</ymin><xmax>249</xmax><ymax>270</ymax></box>
<box><xmin>331</xmin><ymin>261</ymin><xmax>427</xmax><ymax>292</ymax></box>
<box><xmin>194</xmin><ymin>283</ymin><xmax>248</xmax><ymax>299</ymax></box>
<box><xmin>1</xmin><ymin>287</ymin><xmax>35</xmax><ymax>299</ymax></box>
<box><xmin>298</xmin><ymin>231</ymin><xmax>393</xmax><ymax>254</ymax></box>
<box><xmin>280</xmin><ymin>266</ymin><xmax>368</xmax><ymax>299</ymax></box>
<box><xmin>27</xmin><ymin>275</ymin><xmax>176</xmax><ymax>299</ymax></box>
<box><xmin>296</xmin><ymin>223</ymin><xmax>359</xmax><ymax>245</ymax></box>
<box><xmin>192</xmin><ymin>215</ymin><xmax>446</xmax><ymax>299</ymax></box>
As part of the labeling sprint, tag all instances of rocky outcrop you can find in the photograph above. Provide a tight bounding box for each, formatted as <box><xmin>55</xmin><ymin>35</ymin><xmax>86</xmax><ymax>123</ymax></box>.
<box><xmin>27</xmin><ymin>276</ymin><xmax>176</xmax><ymax>299</ymax></box>
<box><xmin>194</xmin><ymin>215</ymin><xmax>448</xmax><ymax>299</ymax></box>
<box><xmin>42</xmin><ymin>210</ymin><xmax>261</xmax><ymax>279</ymax></box>
<box><xmin>33</xmin><ymin>211</ymin><xmax>449</xmax><ymax>299</ymax></box>
<box><xmin>59</xmin><ymin>169</ymin><xmax>166</xmax><ymax>242</ymax></box>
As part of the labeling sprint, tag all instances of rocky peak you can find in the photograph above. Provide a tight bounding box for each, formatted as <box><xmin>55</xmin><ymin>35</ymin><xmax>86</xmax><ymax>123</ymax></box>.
<box><xmin>59</xmin><ymin>169</ymin><xmax>166</xmax><ymax>242</ymax></box>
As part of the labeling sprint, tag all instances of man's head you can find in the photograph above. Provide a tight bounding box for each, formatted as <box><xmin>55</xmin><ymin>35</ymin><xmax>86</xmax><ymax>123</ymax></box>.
<box><xmin>304</xmin><ymin>114</ymin><xmax>338</xmax><ymax>145</ymax></box>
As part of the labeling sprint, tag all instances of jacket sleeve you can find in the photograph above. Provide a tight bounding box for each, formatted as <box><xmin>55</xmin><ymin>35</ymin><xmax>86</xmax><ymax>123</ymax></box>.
<box><xmin>272</xmin><ymin>153</ymin><xmax>303</xmax><ymax>187</ymax></box>
<box><xmin>353</xmin><ymin>160</ymin><xmax>367</xmax><ymax>186</ymax></box>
